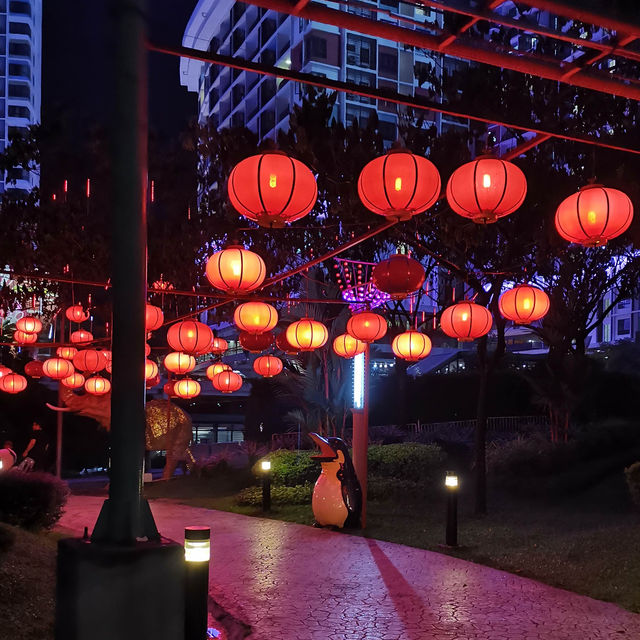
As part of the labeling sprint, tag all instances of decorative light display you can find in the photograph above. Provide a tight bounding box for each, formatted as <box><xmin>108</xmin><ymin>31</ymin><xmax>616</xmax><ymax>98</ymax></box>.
<box><xmin>0</xmin><ymin>365</ymin><xmax>10</xmax><ymax>378</ymax></box>
<box><xmin>144</xmin><ymin>343</ymin><xmax>151</xmax><ymax>357</ymax></box>
<box><xmin>174</xmin><ymin>378</ymin><xmax>201</xmax><ymax>399</ymax></box>
<box><xmin>275</xmin><ymin>329</ymin><xmax>298</xmax><ymax>355</ymax></box>
<box><xmin>206</xmin><ymin>362</ymin><xmax>231</xmax><ymax>380</ymax></box>
<box><xmin>333</xmin><ymin>333</ymin><xmax>366</xmax><ymax>358</ymax></box>
<box><xmin>73</xmin><ymin>349</ymin><xmax>107</xmax><ymax>373</ymax></box>
<box><xmin>145</xmin><ymin>304</ymin><xmax>164</xmax><ymax>332</ymax></box>
<box><xmin>346</xmin><ymin>311</ymin><xmax>387</xmax><ymax>343</ymax></box>
<box><xmin>0</xmin><ymin>373</ymin><xmax>27</xmax><ymax>393</ymax></box>
<box><xmin>210</xmin><ymin>337</ymin><xmax>228</xmax><ymax>356</ymax></box>
<box><xmin>66</xmin><ymin>304</ymin><xmax>89</xmax><ymax>323</ymax></box>
<box><xmin>353</xmin><ymin>352</ymin><xmax>365</xmax><ymax>410</ymax></box>
<box><xmin>163</xmin><ymin>381</ymin><xmax>176</xmax><ymax>397</ymax></box>
<box><xmin>24</xmin><ymin>360</ymin><xmax>44</xmax><ymax>378</ymax></box>
<box><xmin>70</xmin><ymin>329</ymin><xmax>94</xmax><ymax>345</ymax></box>
<box><xmin>206</xmin><ymin>246</ymin><xmax>266</xmax><ymax>294</ymax></box>
<box><xmin>334</xmin><ymin>258</ymin><xmax>391</xmax><ymax>311</ymax></box>
<box><xmin>14</xmin><ymin>330</ymin><xmax>37</xmax><ymax>345</ymax></box>
<box><xmin>233</xmin><ymin>302</ymin><xmax>278</xmax><ymax>335</ymax></box>
<box><xmin>358</xmin><ymin>149</ymin><xmax>441</xmax><ymax>221</ymax></box>
<box><xmin>446</xmin><ymin>157</ymin><xmax>527</xmax><ymax>223</ymax></box>
<box><xmin>43</xmin><ymin>358</ymin><xmax>74</xmax><ymax>380</ymax></box>
<box><xmin>228</xmin><ymin>152</ymin><xmax>318</xmax><ymax>227</ymax></box>
<box><xmin>167</xmin><ymin>320</ymin><xmax>213</xmax><ymax>355</ymax></box>
<box><xmin>16</xmin><ymin>316</ymin><xmax>42</xmax><ymax>334</ymax></box>
<box><xmin>499</xmin><ymin>284</ymin><xmax>550</xmax><ymax>324</ymax></box>
<box><xmin>372</xmin><ymin>254</ymin><xmax>425</xmax><ymax>300</ymax></box>
<box><xmin>286</xmin><ymin>319</ymin><xmax>328</xmax><ymax>352</ymax></box>
<box><xmin>253</xmin><ymin>355</ymin><xmax>283</xmax><ymax>378</ymax></box>
<box><xmin>85</xmin><ymin>376</ymin><xmax>111</xmax><ymax>396</ymax></box>
<box><xmin>392</xmin><ymin>330</ymin><xmax>432</xmax><ymax>361</ymax></box>
<box><xmin>56</xmin><ymin>346</ymin><xmax>78</xmax><ymax>360</ymax></box>
<box><xmin>239</xmin><ymin>330</ymin><xmax>274</xmax><ymax>352</ymax></box>
<box><xmin>441</xmin><ymin>301</ymin><xmax>492</xmax><ymax>342</ymax></box>
<box><xmin>145</xmin><ymin>359</ymin><xmax>159</xmax><ymax>380</ymax></box>
<box><xmin>211</xmin><ymin>370</ymin><xmax>243</xmax><ymax>393</ymax></box>
<box><xmin>164</xmin><ymin>352</ymin><xmax>196</xmax><ymax>375</ymax></box>
<box><xmin>61</xmin><ymin>372</ymin><xmax>85</xmax><ymax>389</ymax></box>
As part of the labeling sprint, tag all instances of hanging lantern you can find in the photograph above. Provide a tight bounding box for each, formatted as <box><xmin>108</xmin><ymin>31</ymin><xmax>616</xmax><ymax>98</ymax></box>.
<box><xmin>66</xmin><ymin>304</ymin><xmax>89</xmax><ymax>323</ymax></box>
<box><xmin>145</xmin><ymin>304</ymin><xmax>164</xmax><ymax>332</ymax></box>
<box><xmin>228</xmin><ymin>152</ymin><xmax>318</xmax><ymax>227</ymax></box>
<box><xmin>206</xmin><ymin>362</ymin><xmax>231</xmax><ymax>380</ymax></box>
<box><xmin>61</xmin><ymin>372</ymin><xmax>85</xmax><ymax>389</ymax></box>
<box><xmin>358</xmin><ymin>149</ymin><xmax>441</xmax><ymax>221</ymax></box>
<box><xmin>85</xmin><ymin>376</ymin><xmax>111</xmax><ymax>396</ymax></box>
<box><xmin>210</xmin><ymin>337</ymin><xmax>228</xmax><ymax>356</ymax></box>
<box><xmin>173</xmin><ymin>378</ymin><xmax>201</xmax><ymax>399</ymax></box>
<box><xmin>346</xmin><ymin>311</ymin><xmax>387</xmax><ymax>343</ymax></box>
<box><xmin>43</xmin><ymin>358</ymin><xmax>74</xmax><ymax>380</ymax></box>
<box><xmin>106</xmin><ymin>360</ymin><xmax>112</xmax><ymax>374</ymax></box>
<box><xmin>333</xmin><ymin>333</ymin><xmax>366</xmax><ymax>358</ymax></box>
<box><xmin>239</xmin><ymin>330</ymin><xmax>274</xmax><ymax>353</ymax></box>
<box><xmin>56</xmin><ymin>346</ymin><xmax>78</xmax><ymax>360</ymax></box>
<box><xmin>164</xmin><ymin>352</ymin><xmax>196</xmax><ymax>375</ymax></box>
<box><xmin>446</xmin><ymin>157</ymin><xmax>527</xmax><ymax>223</ymax></box>
<box><xmin>233</xmin><ymin>302</ymin><xmax>278</xmax><ymax>335</ymax></box>
<box><xmin>73</xmin><ymin>349</ymin><xmax>107</xmax><ymax>373</ymax></box>
<box><xmin>372</xmin><ymin>254</ymin><xmax>426</xmax><ymax>300</ymax></box>
<box><xmin>14</xmin><ymin>330</ymin><xmax>37</xmax><ymax>345</ymax></box>
<box><xmin>167</xmin><ymin>320</ymin><xmax>213</xmax><ymax>355</ymax></box>
<box><xmin>392</xmin><ymin>330</ymin><xmax>432</xmax><ymax>361</ymax></box>
<box><xmin>24</xmin><ymin>360</ymin><xmax>45</xmax><ymax>378</ymax></box>
<box><xmin>146</xmin><ymin>373</ymin><xmax>160</xmax><ymax>388</ymax></box>
<box><xmin>499</xmin><ymin>284</ymin><xmax>550</xmax><ymax>324</ymax></box>
<box><xmin>276</xmin><ymin>329</ymin><xmax>298</xmax><ymax>355</ymax></box>
<box><xmin>16</xmin><ymin>316</ymin><xmax>42</xmax><ymax>334</ymax></box>
<box><xmin>206</xmin><ymin>246</ymin><xmax>266</xmax><ymax>294</ymax></box>
<box><xmin>70</xmin><ymin>329</ymin><xmax>94</xmax><ymax>345</ymax></box>
<box><xmin>101</xmin><ymin>349</ymin><xmax>112</xmax><ymax>364</ymax></box>
<box><xmin>145</xmin><ymin>359</ymin><xmax>159</xmax><ymax>380</ymax></box>
<box><xmin>0</xmin><ymin>365</ymin><xmax>10</xmax><ymax>378</ymax></box>
<box><xmin>0</xmin><ymin>373</ymin><xmax>27</xmax><ymax>394</ymax></box>
<box><xmin>441</xmin><ymin>302</ymin><xmax>492</xmax><ymax>342</ymax></box>
<box><xmin>253</xmin><ymin>355</ymin><xmax>283</xmax><ymax>378</ymax></box>
<box><xmin>555</xmin><ymin>184</ymin><xmax>633</xmax><ymax>247</ymax></box>
<box><xmin>212</xmin><ymin>370</ymin><xmax>243</xmax><ymax>393</ymax></box>
<box><xmin>144</xmin><ymin>344</ymin><xmax>151</xmax><ymax>357</ymax></box>
<box><xmin>286</xmin><ymin>318</ymin><xmax>328</xmax><ymax>352</ymax></box>
<box><xmin>163</xmin><ymin>381</ymin><xmax>177</xmax><ymax>397</ymax></box>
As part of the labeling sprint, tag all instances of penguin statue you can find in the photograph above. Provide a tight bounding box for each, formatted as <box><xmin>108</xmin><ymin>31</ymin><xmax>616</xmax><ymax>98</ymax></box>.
<box><xmin>309</xmin><ymin>432</ymin><xmax>362</xmax><ymax>529</ymax></box>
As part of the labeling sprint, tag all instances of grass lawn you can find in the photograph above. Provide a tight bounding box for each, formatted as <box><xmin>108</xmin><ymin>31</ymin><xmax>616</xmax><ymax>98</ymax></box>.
<box><xmin>145</xmin><ymin>470</ymin><xmax>640</xmax><ymax>613</ymax></box>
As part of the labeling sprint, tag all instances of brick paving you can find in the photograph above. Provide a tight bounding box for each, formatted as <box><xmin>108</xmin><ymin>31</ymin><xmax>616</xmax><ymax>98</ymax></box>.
<box><xmin>58</xmin><ymin>495</ymin><xmax>640</xmax><ymax>640</ymax></box>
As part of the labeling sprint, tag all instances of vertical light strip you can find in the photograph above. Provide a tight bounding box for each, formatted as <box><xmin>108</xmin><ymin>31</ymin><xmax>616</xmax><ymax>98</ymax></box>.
<box><xmin>353</xmin><ymin>351</ymin><xmax>365</xmax><ymax>409</ymax></box>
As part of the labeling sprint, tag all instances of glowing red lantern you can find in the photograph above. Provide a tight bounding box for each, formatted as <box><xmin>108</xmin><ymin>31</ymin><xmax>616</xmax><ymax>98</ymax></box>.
<box><xmin>145</xmin><ymin>359</ymin><xmax>159</xmax><ymax>380</ymax></box>
<box><xmin>14</xmin><ymin>330</ymin><xmax>37</xmax><ymax>345</ymax></box>
<box><xmin>70</xmin><ymin>330</ymin><xmax>93</xmax><ymax>345</ymax></box>
<box><xmin>0</xmin><ymin>365</ymin><xmax>11</xmax><ymax>378</ymax></box>
<box><xmin>173</xmin><ymin>378</ymin><xmax>201</xmax><ymax>399</ymax></box>
<box><xmin>206</xmin><ymin>362</ymin><xmax>231</xmax><ymax>380</ymax></box>
<box><xmin>57</xmin><ymin>346</ymin><xmax>78</xmax><ymax>360</ymax></box>
<box><xmin>66</xmin><ymin>304</ymin><xmax>89</xmax><ymax>323</ymax></box>
<box><xmin>61</xmin><ymin>372</ymin><xmax>85</xmax><ymax>389</ymax></box>
<box><xmin>43</xmin><ymin>358</ymin><xmax>74</xmax><ymax>380</ymax></box>
<box><xmin>358</xmin><ymin>149</ymin><xmax>440</xmax><ymax>221</ymax></box>
<box><xmin>239</xmin><ymin>331</ymin><xmax>274</xmax><ymax>353</ymax></box>
<box><xmin>167</xmin><ymin>320</ymin><xmax>213</xmax><ymax>355</ymax></box>
<box><xmin>209</xmin><ymin>337</ymin><xmax>228</xmax><ymax>356</ymax></box>
<box><xmin>346</xmin><ymin>311</ymin><xmax>387</xmax><ymax>343</ymax></box>
<box><xmin>24</xmin><ymin>360</ymin><xmax>44</xmax><ymax>378</ymax></box>
<box><xmin>106</xmin><ymin>360</ymin><xmax>112</xmax><ymax>374</ymax></box>
<box><xmin>212</xmin><ymin>370</ymin><xmax>243</xmax><ymax>393</ymax></box>
<box><xmin>144</xmin><ymin>344</ymin><xmax>150</xmax><ymax>357</ymax></box>
<box><xmin>372</xmin><ymin>254</ymin><xmax>425</xmax><ymax>300</ymax></box>
<box><xmin>234</xmin><ymin>302</ymin><xmax>278</xmax><ymax>335</ymax></box>
<box><xmin>101</xmin><ymin>349</ymin><xmax>112</xmax><ymax>363</ymax></box>
<box><xmin>73</xmin><ymin>349</ymin><xmax>107</xmax><ymax>373</ymax></box>
<box><xmin>253</xmin><ymin>355</ymin><xmax>283</xmax><ymax>378</ymax></box>
<box><xmin>333</xmin><ymin>334</ymin><xmax>366</xmax><ymax>358</ymax></box>
<box><xmin>164</xmin><ymin>352</ymin><xmax>196</xmax><ymax>375</ymax></box>
<box><xmin>276</xmin><ymin>329</ymin><xmax>298</xmax><ymax>355</ymax></box>
<box><xmin>146</xmin><ymin>373</ymin><xmax>160</xmax><ymax>388</ymax></box>
<box><xmin>85</xmin><ymin>376</ymin><xmax>111</xmax><ymax>396</ymax></box>
<box><xmin>555</xmin><ymin>184</ymin><xmax>633</xmax><ymax>247</ymax></box>
<box><xmin>145</xmin><ymin>304</ymin><xmax>164</xmax><ymax>332</ymax></box>
<box><xmin>392</xmin><ymin>330</ymin><xmax>432</xmax><ymax>361</ymax></box>
<box><xmin>206</xmin><ymin>246</ymin><xmax>266</xmax><ymax>294</ymax></box>
<box><xmin>228</xmin><ymin>153</ymin><xmax>317</xmax><ymax>227</ymax></box>
<box><xmin>16</xmin><ymin>316</ymin><xmax>42</xmax><ymax>333</ymax></box>
<box><xmin>446</xmin><ymin>157</ymin><xmax>527</xmax><ymax>223</ymax></box>
<box><xmin>441</xmin><ymin>302</ymin><xmax>492</xmax><ymax>342</ymax></box>
<box><xmin>0</xmin><ymin>373</ymin><xmax>27</xmax><ymax>393</ymax></box>
<box><xmin>163</xmin><ymin>381</ymin><xmax>177</xmax><ymax>397</ymax></box>
<box><xmin>499</xmin><ymin>284</ymin><xmax>550</xmax><ymax>324</ymax></box>
<box><xmin>286</xmin><ymin>319</ymin><xmax>328</xmax><ymax>352</ymax></box>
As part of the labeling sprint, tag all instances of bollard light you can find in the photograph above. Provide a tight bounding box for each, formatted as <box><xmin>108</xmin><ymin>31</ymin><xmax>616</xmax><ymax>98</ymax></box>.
<box><xmin>185</xmin><ymin>528</ymin><xmax>210</xmax><ymax>563</ymax></box>
<box><xmin>445</xmin><ymin>471</ymin><xmax>458</xmax><ymax>547</ymax></box>
<box><xmin>260</xmin><ymin>459</ymin><xmax>271</xmax><ymax>472</ymax></box>
<box><xmin>260</xmin><ymin>459</ymin><xmax>272</xmax><ymax>512</ymax></box>
<box><xmin>184</xmin><ymin>526</ymin><xmax>210</xmax><ymax>640</ymax></box>
<box><xmin>445</xmin><ymin>471</ymin><xmax>459</xmax><ymax>489</ymax></box>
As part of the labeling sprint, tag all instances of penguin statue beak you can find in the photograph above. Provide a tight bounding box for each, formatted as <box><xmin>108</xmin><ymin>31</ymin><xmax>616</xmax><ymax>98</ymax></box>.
<box><xmin>309</xmin><ymin>432</ymin><xmax>338</xmax><ymax>461</ymax></box>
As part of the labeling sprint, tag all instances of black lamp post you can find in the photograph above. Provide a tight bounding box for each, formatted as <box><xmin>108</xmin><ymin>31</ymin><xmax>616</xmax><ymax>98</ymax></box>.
<box><xmin>184</xmin><ymin>526</ymin><xmax>211</xmax><ymax>640</ymax></box>
<box><xmin>445</xmin><ymin>471</ymin><xmax>459</xmax><ymax>547</ymax></box>
<box><xmin>261</xmin><ymin>460</ymin><xmax>272</xmax><ymax>512</ymax></box>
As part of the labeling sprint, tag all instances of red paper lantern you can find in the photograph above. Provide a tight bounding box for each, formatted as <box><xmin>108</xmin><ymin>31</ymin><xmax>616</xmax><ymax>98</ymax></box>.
<box><xmin>164</xmin><ymin>352</ymin><xmax>196</xmax><ymax>374</ymax></box>
<box><xmin>286</xmin><ymin>318</ymin><xmax>328</xmax><ymax>352</ymax></box>
<box><xmin>555</xmin><ymin>184</ymin><xmax>633</xmax><ymax>247</ymax></box>
<box><xmin>446</xmin><ymin>157</ymin><xmax>527</xmax><ymax>223</ymax></box>
<box><xmin>276</xmin><ymin>329</ymin><xmax>298</xmax><ymax>355</ymax></box>
<box><xmin>145</xmin><ymin>304</ymin><xmax>164</xmax><ymax>332</ymax></box>
<box><xmin>234</xmin><ymin>302</ymin><xmax>278</xmax><ymax>335</ymax></box>
<box><xmin>372</xmin><ymin>254</ymin><xmax>425</xmax><ymax>300</ymax></box>
<box><xmin>392</xmin><ymin>330</ymin><xmax>432</xmax><ymax>361</ymax></box>
<box><xmin>206</xmin><ymin>362</ymin><xmax>231</xmax><ymax>380</ymax></box>
<box><xmin>70</xmin><ymin>329</ymin><xmax>93</xmax><ymax>345</ymax></box>
<box><xmin>346</xmin><ymin>311</ymin><xmax>387</xmax><ymax>343</ymax></box>
<box><xmin>85</xmin><ymin>376</ymin><xmax>111</xmax><ymax>396</ymax></box>
<box><xmin>57</xmin><ymin>346</ymin><xmax>78</xmax><ymax>360</ymax></box>
<box><xmin>441</xmin><ymin>302</ymin><xmax>492</xmax><ymax>342</ymax></box>
<box><xmin>163</xmin><ymin>381</ymin><xmax>177</xmax><ymax>397</ymax></box>
<box><xmin>66</xmin><ymin>304</ymin><xmax>89</xmax><ymax>323</ymax></box>
<box><xmin>145</xmin><ymin>359</ymin><xmax>159</xmax><ymax>380</ymax></box>
<box><xmin>146</xmin><ymin>373</ymin><xmax>160</xmax><ymax>388</ymax></box>
<box><xmin>73</xmin><ymin>349</ymin><xmax>107</xmax><ymax>373</ymax></box>
<box><xmin>0</xmin><ymin>373</ymin><xmax>27</xmax><ymax>393</ymax></box>
<box><xmin>212</xmin><ymin>370</ymin><xmax>243</xmax><ymax>393</ymax></box>
<box><xmin>144</xmin><ymin>344</ymin><xmax>151</xmax><ymax>357</ymax></box>
<box><xmin>61</xmin><ymin>372</ymin><xmax>85</xmax><ymax>389</ymax></box>
<box><xmin>173</xmin><ymin>378</ymin><xmax>201</xmax><ymax>399</ymax></box>
<box><xmin>333</xmin><ymin>334</ymin><xmax>366</xmax><ymax>358</ymax></box>
<box><xmin>43</xmin><ymin>358</ymin><xmax>74</xmax><ymax>380</ymax></box>
<box><xmin>210</xmin><ymin>337</ymin><xmax>228</xmax><ymax>356</ymax></box>
<box><xmin>16</xmin><ymin>316</ymin><xmax>42</xmax><ymax>334</ymax></box>
<box><xmin>499</xmin><ymin>284</ymin><xmax>550</xmax><ymax>324</ymax></box>
<box><xmin>239</xmin><ymin>330</ymin><xmax>274</xmax><ymax>353</ymax></box>
<box><xmin>253</xmin><ymin>355</ymin><xmax>283</xmax><ymax>378</ymax></box>
<box><xmin>24</xmin><ymin>360</ymin><xmax>44</xmax><ymax>378</ymax></box>
<box><xmin>358</xmin><ymin>149</ymin><xmax>441</xmax><ymax>221</ymax></box>
<box><xmin>0</xmin><ymin>365</ymin><xmax>10</xmax><ymax>378</ymax></box>
<box><xmin>228</xmin><ymin>152</ymin><xmax>318</xmax><ymax>227</ymax></box>
<box><xmin>206</xmin><ymin>246</ymin><xmax>266</xmax><ymax>294</ymax></box>
<box><xmin>167</xmin><ymin>320</ymin><xmax>213</xmax><ymax>355</ymax></box>
<box><xmin>14</xmin><ymin>330</ymin><xmax>37</xmax><ymax>345</ymax></box>
<box><xmin>106</xmin><ymin>360</ymin><xmax>112</xmax><ymax>374</ymax></box>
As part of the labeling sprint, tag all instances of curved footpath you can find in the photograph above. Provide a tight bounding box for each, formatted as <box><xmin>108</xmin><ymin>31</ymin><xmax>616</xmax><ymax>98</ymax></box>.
<box><xmin>58</xmin><ymin>495</ymin><xmax>640</xmax><ymax>640</ymax></box>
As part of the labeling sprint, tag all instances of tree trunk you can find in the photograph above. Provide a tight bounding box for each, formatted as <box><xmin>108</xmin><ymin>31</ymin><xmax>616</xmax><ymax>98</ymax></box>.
<box><xmin>474</xmin><ymin>364</ymin><xmax>489</xmax><ymax>516</ymax></box>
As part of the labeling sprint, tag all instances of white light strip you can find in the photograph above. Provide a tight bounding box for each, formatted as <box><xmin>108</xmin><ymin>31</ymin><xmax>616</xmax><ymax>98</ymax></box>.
<box><xmin>353</xmin><ymin>351</ymin><xmax>364</xmax><ymax>409</ymax></box>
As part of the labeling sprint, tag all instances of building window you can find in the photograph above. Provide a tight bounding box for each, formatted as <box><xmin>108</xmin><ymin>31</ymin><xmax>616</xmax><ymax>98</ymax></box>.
<box><xmin>304</xmin><ymin>35</ymin><xmax>327</xmax><ymax>62</ymax></box>
<box><xmin>617</xmin><ymin>317</ymin><xmax>631</xmax><ymax>336</ymax></box>
<box><xmin>8</xmin><ymin>82</ymin><xmax>29</xmax><ymax>99</ymax></box>
<box><xmin>617</xmin><ymin>298</ymin><xmax>631</xmax><ymax>310</ymax></box>
<box><xmin>8</xmin><ymin>62</ymin><xmax>29</xmax><ymax>78</ymax></box>
<box><xmin>378</xmin><ymin>119</ymin><xmax>397</xmax><ymax>141</ymax></box>
<box><xmin>346</xmin><ymin>104</ymin><xmax>374</xmax><ymax>128</ymax></box>
<box><xmin>345</xmin><ymin>68</ymin><xmax>375</xmax><ymax>104</ymax></box>
<box><xmin>8</xmin><ymin>104</ymin><xmax>29</xmax><ymax>118</ymax></box>
<box><xmin>9</xmin><ymin>22</ymin><xmax>30</xmax><ymax>36</ymax></box>
<box><xmin>347</xmin><ymin>34</ymin><xmax>376</xmax><ymax>70</ymax></box>
<box><xmin>379</xmin><ymin>52</ymin><xmax>397</xmax><ymax>75</ymax></box>
<box><xmin>9</xmin><ymin>41</ymin><xmax>30</xmax><ymax>57</ymax></box>
<box><xmin>9</xmin><ymin>1</ymin><xmax>31</xmax><ymax>16</ymax></box>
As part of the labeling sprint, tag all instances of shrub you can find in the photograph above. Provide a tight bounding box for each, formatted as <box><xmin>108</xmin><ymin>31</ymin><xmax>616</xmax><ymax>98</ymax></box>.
<box><xmin>367</xmin><ymin>476</ymin><xmax>424</xmax><ymax>500</ymax></box>
<box><xmin>0</xmin><ymin>523</ymin><xmax>15</xmax><ymax>553</ymax></box>
<box><xmin>367</xmin><ymin>443</ymin><xmax>446</xmax><ymax>484</ymax></box>
<box><xmin>253</xmin><ymin>449</ymin><xmax>317</xmax><ymax>486</ymax></box>
<box><xmin>625</xmin><ymin>462</ymin><xmax>640</xmax><ymax>509</ymax></box>
<box><xmin>0</xmin><ymin>472</ymin><xmax>69</xmax><ymax>530</ymax></box>
<box><xmin>235</xmin><ymin>483</ymin><xmax>313</xmax><ymax>506</ymax></box>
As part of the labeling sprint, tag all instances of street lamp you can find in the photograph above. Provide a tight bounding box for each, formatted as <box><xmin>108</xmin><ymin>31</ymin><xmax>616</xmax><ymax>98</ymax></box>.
<box><xmin>260</xmin><ymin>460</ymin><xmax>272</xmax><ymax>512</ymax></box>
<box><xmin>184</xmin><ymin>526</ymin><xmax>210</xmax><ymax>640</ymax></box>
<box><xmin>445</xmin><ymin>471</ymin><xmax>459</xmax><ymax>547</ymax></box>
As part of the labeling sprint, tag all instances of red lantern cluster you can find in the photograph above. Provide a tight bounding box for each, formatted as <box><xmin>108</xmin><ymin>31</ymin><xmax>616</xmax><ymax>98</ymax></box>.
<box><xmin>206</xmin><ymin>246</ymin><xmax>266</xmax><ymax>294</ymax></box>
<box><xmin>372</xmin><ymin>254</ymin><xmax>425</xmax><ymax>300</ymax></box>
<box><xmin>14</xmin><ymin>330</ymin><xmax>37</xmax><ymax>345</ymax></box>
<box><xmin>346</xmin><ymin>311</ymin><xmax>387</xmax><ymax>343</ymax></box>
<box><xmin>441</xmin><ymin>302</ymin><xmax>492</xmax><ymax>342</ymax></box>
<box><xmin>333</xmin><ymin>334</ymin><xmax>366</xmax><ymax>359</ymax></box>
<box><xmin>286</xmin><ymin>319</ymin><xmax>328</xmax><ymax>352</ymax></box>
<box><xmin>206</xmin><ymin>362</ymin><xmax>231</xmax><ymax>380</ymax></box>
<box><xmin>392</xmin><ymin>330</ymin><xmax>432</xmax><ymax>361</ymax></box>
<box><xmin>167</xmin><ymin>320</ymin><xmax>213</xmax><ymax>355</ymax></box>
<box><xmin>499</xmin><ymin>284</ymin><xmax>550</xmax><ymax>324</ymax></box>
<box><xmin>253</xmin><ymin>355</ymin><xmax>283</xmax><ymax>378</ymax></box>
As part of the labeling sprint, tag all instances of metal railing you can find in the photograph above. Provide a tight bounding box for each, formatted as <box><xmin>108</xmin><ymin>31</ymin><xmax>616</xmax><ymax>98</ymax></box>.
<box><xmin>407</xmin><ymin>415</ymin><xmax>549</xmax><ymax>434</ymax></box>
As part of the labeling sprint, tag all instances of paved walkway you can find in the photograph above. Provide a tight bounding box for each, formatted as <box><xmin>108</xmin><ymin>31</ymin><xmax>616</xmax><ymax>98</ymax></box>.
<box><xmin>59</xmin><ymin>495</ymin><xmax>640</xmax><ymax>640</ymax></box>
